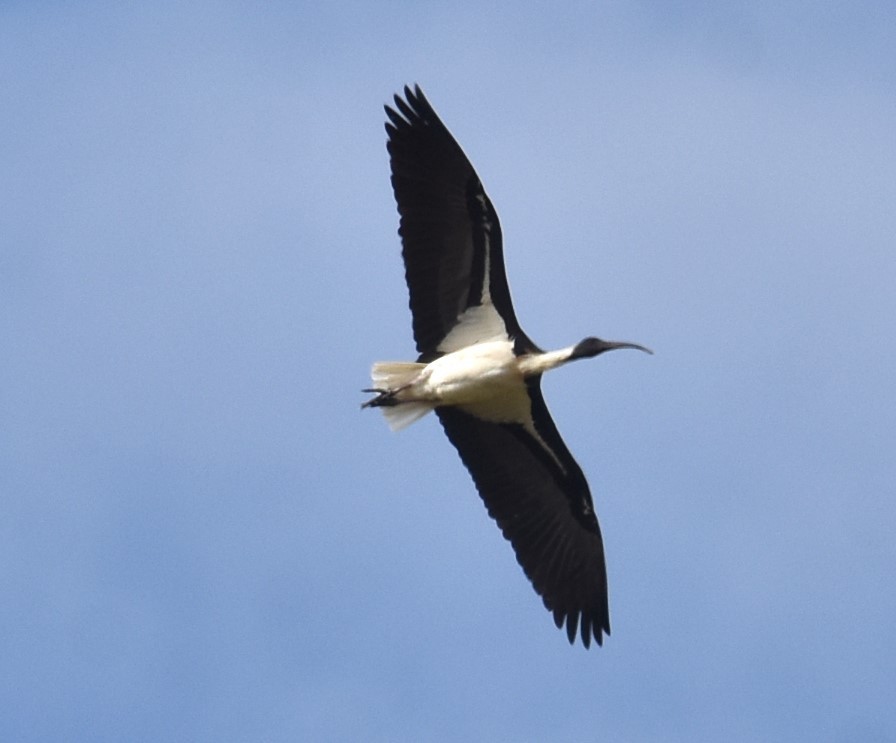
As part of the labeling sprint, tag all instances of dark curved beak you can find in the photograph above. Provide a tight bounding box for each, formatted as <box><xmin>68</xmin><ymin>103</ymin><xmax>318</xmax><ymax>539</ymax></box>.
<box><xmin>604</xmin><ymin>341</ymin><xmax>653</xmax><ymax>355</ymax></box>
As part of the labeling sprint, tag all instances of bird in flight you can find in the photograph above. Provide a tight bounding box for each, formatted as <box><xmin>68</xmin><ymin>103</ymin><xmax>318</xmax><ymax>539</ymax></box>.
<box><xmin>364</xmin><ymin>85</ymin><xmax>651</xmax><ymax>648</ymax></box>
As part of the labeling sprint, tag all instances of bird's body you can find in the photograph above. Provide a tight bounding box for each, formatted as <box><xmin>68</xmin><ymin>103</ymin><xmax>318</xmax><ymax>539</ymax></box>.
<box><xmin>365</xmin><ymin>85</ymin><xmax>650</xmax><ymax>648</ymax></box>
<box><xmin>391</xmin><ymin>340</ymin><xmax>521</xmax><ymax>408</ymax></box>
<box><xmin>369</xmin><ymin>340</ymin><xmax>566</xmax><ymax>414</ymax></box>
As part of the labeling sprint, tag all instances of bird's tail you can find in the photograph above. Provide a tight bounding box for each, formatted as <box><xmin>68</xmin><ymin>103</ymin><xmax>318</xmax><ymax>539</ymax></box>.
<box><xmin>362</xmin><ymin>361</ymin><xmax>432</xmax><ymax>431</ymax></box>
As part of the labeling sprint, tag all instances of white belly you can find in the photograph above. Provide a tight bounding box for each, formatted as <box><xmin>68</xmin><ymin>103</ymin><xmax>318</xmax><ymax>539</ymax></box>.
<box><xmin>409</xmin><ymin>341</ymin><xmax>531</xmax><ymax>425</ymax></box>
<box><xmin>420</xmin><ymin>340</ymin><xmax>523</xmax><ymax>406</ymax></box>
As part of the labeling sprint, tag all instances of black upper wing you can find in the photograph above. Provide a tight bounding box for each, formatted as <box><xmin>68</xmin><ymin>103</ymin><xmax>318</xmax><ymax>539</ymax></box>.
<box><xmin>385</xmin><ymin>85</ymin><xmax>537</xmax><ymax>360</ymax></box>
<box><xmin>436</xmin><ymin>377</ymin><xmax>611</xmax><ymax>648</ymax></box>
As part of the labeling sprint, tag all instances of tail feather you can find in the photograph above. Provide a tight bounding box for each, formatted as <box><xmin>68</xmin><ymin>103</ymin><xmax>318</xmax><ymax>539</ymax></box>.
<box><xmin>380</xmin><ymin>402</ymin><xmax>432</xmax><ymax>431</ymax></box>
<box><xmin>370</xmin><ymin>361</ymin><xmax>424</xmax><ymax>389</ymax></box>
<box><xmin>364</xmin><ymin>361</ymin><xmax>433</xmax><ymax>431</ymax></box>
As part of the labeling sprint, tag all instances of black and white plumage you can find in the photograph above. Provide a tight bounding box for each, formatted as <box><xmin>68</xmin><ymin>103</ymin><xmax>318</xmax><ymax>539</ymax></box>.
<box><xmin>364</xmin><ymin>85</ymin><xmax>650</xmax><ymax>648</ymax></box>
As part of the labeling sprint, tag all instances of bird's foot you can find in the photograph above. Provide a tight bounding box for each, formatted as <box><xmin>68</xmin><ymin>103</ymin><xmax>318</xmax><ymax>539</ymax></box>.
<box><xmin>361</xmin><ymin>388</ymin><xmax>399</xmax><ymax>408</ymax></box>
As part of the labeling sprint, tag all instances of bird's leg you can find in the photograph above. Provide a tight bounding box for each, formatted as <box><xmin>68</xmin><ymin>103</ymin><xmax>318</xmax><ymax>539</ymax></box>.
<box><xmin>361</xmin><ymin>388</ymin><xmax>400</xmax><ymax>408</ymax></box>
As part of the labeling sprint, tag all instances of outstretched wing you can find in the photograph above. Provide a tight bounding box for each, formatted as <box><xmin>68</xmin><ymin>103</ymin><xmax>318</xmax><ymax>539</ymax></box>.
<box><xmin>385</xmin><ymin>85</ymin><xmax>538</xmax><ymax>360</ymax></box>
<box><xmin>436</xmin><ymin>377</ymin><xmax>610</xmax><ymax>648</ymax></box>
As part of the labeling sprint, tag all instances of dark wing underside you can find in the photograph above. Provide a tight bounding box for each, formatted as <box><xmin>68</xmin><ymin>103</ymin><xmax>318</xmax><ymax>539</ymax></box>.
<box><xmin>436</xmin><ymin>378</ymin><xmax>611</xmax><ymax>648</ymax></box>
<box><xmin>385</xmin><ymin>85</ymin><xmax>537</xmax><ymax>360</ymax></box>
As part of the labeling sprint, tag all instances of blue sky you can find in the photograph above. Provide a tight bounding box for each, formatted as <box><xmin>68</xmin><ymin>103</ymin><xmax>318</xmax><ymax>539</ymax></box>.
<box><xmin>2</xmin><ymin>2</ymin><xmax>894</xmax><ymax>740</ymax></box>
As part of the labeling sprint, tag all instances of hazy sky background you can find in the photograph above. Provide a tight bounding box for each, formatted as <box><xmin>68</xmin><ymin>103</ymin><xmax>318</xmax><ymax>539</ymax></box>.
<box><xmin>2</xmin><ymin>2</ymin><xmax>894</xmax><ymax>741</ymax></box>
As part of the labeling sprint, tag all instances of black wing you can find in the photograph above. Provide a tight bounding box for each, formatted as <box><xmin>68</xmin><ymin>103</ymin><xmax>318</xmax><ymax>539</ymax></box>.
<box><xmin>385</xmin><ymin>85</ymin><xmax>537</xmax><ymax>360</ymax></box>
<box><xmin>436</xmin><ymin>377</ymin><xmax>610</xmax><ymax>648</ymax></box>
